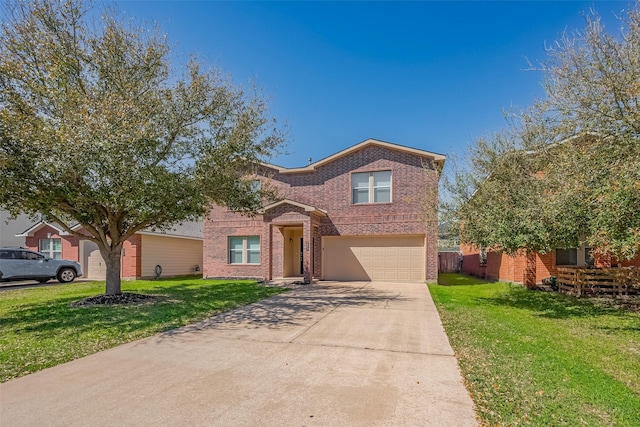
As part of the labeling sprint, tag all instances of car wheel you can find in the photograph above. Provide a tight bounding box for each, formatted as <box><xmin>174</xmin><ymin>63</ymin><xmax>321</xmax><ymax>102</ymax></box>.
<box><xmin>57</xmin><ymin>268</ymin><xmax>76</xmax><ymax>283</ymax></box>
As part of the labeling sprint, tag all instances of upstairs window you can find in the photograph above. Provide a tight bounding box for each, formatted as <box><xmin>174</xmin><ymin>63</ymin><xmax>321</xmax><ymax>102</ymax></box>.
<box><xmin>351</xmin><ymin>171</ymin><xmax>392</xmax><ymax>204</ymax></box>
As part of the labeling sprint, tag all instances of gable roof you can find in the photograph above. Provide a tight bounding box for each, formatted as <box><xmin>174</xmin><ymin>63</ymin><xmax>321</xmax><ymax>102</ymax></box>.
<box><xmin>260</xmin><ymin>199</ymin><xmax>328</xmax><ymax>216</ymax></box>
<box><xmin>261</xmin><ymin>138</ymin><xmax>445</xmax><ymax>174</ymax></box>
<box><xmin>17</xmin><ymin>221</ymin><xmax>203</xmax><ymax>240</ymax></box>
<box><xmin>16</xmin><ymin>222</ymin><xmax>83</xmax><ymax>237</ymax></box>
<box><xmin>138</xmin><ymin>221</ymin><xmax>203</xmax><ymax>240</ymax></box>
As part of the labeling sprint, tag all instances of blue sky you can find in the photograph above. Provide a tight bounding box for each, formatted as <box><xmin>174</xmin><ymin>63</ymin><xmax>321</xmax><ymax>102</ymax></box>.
<box><xmin>118</xmin><ymin>1</ymin><xmax>630</xmax><ymax>168</ymax></box>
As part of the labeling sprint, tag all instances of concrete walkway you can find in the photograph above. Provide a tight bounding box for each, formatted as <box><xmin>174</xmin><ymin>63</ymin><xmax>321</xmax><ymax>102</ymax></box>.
<box><xmin>0</xmin><ymin>281</ymin><xmax>477</xmax><ymax>426</ymax></box>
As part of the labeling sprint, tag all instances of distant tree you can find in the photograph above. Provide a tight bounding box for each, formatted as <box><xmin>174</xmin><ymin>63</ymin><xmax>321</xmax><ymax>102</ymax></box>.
<box><xmin>0</xmin><ymin>1</ymin><xmax>284</xmax><ymax>295</ymax></box>
<box><xmin>443</xmin><ymin>3</ymin><xmax>640</xmax><ymax>262</ymax></box>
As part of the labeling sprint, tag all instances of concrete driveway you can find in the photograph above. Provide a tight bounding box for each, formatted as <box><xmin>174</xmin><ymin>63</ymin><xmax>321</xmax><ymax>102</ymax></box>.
<box><xmin>0</xmin><ymin>281</ymin><xmax>477</xmax><ymax>426</ymax></box>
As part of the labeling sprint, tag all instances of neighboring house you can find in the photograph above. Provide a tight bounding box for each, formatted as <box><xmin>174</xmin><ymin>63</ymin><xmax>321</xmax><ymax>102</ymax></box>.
<box><xmin>204</xmin><ymin>138</ymin><xmax>445</xmax><ymax>283</ymax></box>
<box><xmin>461</xmin><ymin>243</ymin><xmax>640</xmax><ymax>286</ymax></box>
<box><xmin>458</xmin><ymin>134</ymin><xmax>640</xmax><ymax>286</ymax></box>
<box><xmin>0</xmin><ymin>210</ymin><xmax>39</xmax><ymax>247</ymax></box>
<box><xmin>17</xmin><ymin>221</ymin><xmax>203</xmax><ymax>280</ymax></box>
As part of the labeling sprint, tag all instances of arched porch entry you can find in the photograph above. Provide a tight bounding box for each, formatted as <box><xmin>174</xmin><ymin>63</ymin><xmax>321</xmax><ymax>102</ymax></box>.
<box><xmin>261</xmin><ymin>199</ymin><xmax>325</xmax><ymax>283</ymax></box>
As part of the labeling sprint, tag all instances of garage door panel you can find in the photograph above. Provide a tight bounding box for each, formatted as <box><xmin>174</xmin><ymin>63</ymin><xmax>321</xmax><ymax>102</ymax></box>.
<box><xmin>397</xmin><ymin>271</ymin><xmax>411</xmax><ymax>281</ymax></box>
<box><xmin>384</xmin><ymin>249</ymin><xmax>397</xmax><ymax>269</ymax></box>
<box><xmin>323</xmin><ymin>236</ymin><xmax>425</xmax><ymax>282</ymax></box>
<box><xmin>398</xmin><ymin>258</ymin><xmax>410</xmax><ymax>269</ymax></box>
<box><xmin>372</xmin><ymin>247</ymin><xmax>385</xmax><ymax>257</ymax></box>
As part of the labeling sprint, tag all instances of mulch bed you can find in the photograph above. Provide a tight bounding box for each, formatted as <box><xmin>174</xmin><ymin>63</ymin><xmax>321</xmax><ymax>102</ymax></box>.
<box><xmin>69</xmin><ymin>293</ymin><xmax>159</xmax><ymax>307</ymax></box>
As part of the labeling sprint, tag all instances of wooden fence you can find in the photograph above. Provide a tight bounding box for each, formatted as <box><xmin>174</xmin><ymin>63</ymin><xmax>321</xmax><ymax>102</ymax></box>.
<box><xmin>438</xmin><ymin>251</ymin><xmax>462</xmax><ymax>273</ymax></box>
<box><xmin>556</xmin><ymin>267</ymin><xmax>640</xmax><ymax>297</ymax></box>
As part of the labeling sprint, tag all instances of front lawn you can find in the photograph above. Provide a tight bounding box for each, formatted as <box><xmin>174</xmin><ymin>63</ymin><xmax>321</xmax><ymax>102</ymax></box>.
<box><xmin>430</xmin><ymin>273</ymin><xmax>640</xmax><ymax>427</ymax></box>
<box><xmin>0</xmin><ymin>278</ymin><xmax>287</xmax><ymax>383</ymax></box>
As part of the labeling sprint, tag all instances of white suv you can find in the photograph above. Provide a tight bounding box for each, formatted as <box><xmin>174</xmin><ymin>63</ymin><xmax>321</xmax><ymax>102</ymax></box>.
<box><xmin>0</xmin><ymin>248</ymin><xmax>83</xmax><ymax>283</ymax></box>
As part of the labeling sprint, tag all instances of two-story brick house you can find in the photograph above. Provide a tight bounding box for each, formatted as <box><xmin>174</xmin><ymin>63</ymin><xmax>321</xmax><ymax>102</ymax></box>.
<box><xmin>204</xmin><ymin>138</ymin><xmax>444</xmax><ymax>283</ymax></box>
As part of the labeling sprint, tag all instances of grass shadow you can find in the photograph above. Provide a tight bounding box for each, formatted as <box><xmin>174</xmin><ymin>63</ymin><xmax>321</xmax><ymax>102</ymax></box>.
<box><xmin>485</xmin><ymin>285</ymin><xmax>638</xmax><ymax>320</ymax></box>
<box><xmin>437</xmin><ymin>273</ymin><xmax>493</xmax><ymax>286</ymax></box>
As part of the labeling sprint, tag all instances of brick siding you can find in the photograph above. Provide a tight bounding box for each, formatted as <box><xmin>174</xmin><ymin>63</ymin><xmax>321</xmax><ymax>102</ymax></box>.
<box><xmin>121</xmin><ymin>234</ymin><xmax>141</xmax><ymax>279</ymax></box>
<box><xmin>461</xmin><ymin>244</ymin><xmax>640</xmax><ymax>285</ymax></box>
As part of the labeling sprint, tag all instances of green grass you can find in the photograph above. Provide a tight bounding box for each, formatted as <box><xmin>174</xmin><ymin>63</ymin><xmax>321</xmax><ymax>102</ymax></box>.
<box><xmin>430</xmin><ymin>273</ymin><xmax>640</xmax><ymax>427</ymax></box>
<box><xmin>0</xmin><ymin>278</ymin><xmax>287</xmax><ymax>383</ymax></box>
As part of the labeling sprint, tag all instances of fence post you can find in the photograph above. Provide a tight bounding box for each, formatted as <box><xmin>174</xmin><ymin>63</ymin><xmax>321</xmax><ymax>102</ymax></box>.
<box><xmin>576</xmin><ymin>269</ymin><xmax>582</xmax><ymax>297</ymax></box>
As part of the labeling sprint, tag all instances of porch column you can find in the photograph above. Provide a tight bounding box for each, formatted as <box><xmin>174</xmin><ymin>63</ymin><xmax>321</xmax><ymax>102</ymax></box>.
<box><xmin>303</xmin><ymin>220</ymin><xmax>312</xmax><ymax>283</ymax></box>
<box><xmin>263</xmin><ymin>222</ymin><xmax>272</xmax><ymax>281</ymax></box>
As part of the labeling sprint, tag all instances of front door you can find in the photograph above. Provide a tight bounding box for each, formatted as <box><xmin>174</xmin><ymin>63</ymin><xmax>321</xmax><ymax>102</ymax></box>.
<box><xmin>283</xmin><ymin>227</ymin><xmax>304</xmax><ymax>277</ymax></box>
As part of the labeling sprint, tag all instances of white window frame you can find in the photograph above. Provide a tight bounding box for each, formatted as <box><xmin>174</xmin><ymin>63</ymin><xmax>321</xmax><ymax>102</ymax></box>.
<box><xmin>228</xmin><ymin>236</ymin><xmax>261</xmax><ymax>265</ymax></box>
<box><xmin>351</xmin><ymin>170</ymin><xmax>392</xmax><ymax>204</ymax></box>
<box><xmin>39</xmin><ymin>238</ymin><xmax>62</xmax><ymax>259</ymax></box>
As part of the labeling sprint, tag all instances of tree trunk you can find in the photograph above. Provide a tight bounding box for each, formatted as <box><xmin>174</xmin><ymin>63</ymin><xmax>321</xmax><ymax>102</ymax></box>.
<box><xmin>102</xmin><ymin>246</ymin><xmax>123</xmax><ymax>296</ymax></box>
<box><xmin>524</xmin><ymin>251</ymin><xmax>537</xmax><ymax>289</ymax></box>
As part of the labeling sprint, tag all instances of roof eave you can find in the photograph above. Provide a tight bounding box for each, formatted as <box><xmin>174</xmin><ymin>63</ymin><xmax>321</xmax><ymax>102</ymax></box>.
<box><xmin>259</xmin><ymin>199</ymin><xmax>328</xmax><ymax>217</ymax></box>
<box><xmin>261</xmin><ymin>138</ymin><xmax>446</xmax><ymax>174</ymax></box>
<box><xmin>16</xmin><ymin>221</ymin><xmax>71</xmax><ymax>237</ymax></box>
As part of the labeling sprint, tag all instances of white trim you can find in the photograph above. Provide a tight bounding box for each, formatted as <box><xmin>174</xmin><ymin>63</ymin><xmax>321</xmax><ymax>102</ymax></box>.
<box><xmin>17</xmin><ymin>221</ymin><xmax>203</xmax><ymax>241</ymax></box>
<box><xmin>16</xmin><ymin>221</ymin><xmax>81</xmax><ymax>237</ymax></box>
<box><xmin>261</xmin><ymin>138</ymin><xmax>445</xmax><ymax>174</ymax></box>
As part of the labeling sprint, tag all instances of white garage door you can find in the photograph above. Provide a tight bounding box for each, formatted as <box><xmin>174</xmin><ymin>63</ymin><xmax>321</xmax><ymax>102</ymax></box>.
<box><xmin>322</xmin><ymin>236</ymin><xmax>425</xmax><ymax>281</ymax></box>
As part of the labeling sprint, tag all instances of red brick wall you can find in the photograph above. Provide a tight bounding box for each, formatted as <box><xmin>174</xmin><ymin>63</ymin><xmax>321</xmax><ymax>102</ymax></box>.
<box><xmin>461</xmin><ymin>244</ymin><xmax>550</xmax><ymax>284</ymax></box>
<box><xmin>511</xmin><ymin>253</ymin><xmax>525</xmax><ymax>283</ymax></box>
<box><xmin>534</xmin><ymin>252</ymin><xmax>554</xmax><ymax>283</ymax></box>
<box><xmin>460</xmin><ymin>245</ymin><xmax>640</xmax><ymax>285</ymax></box>
<box><xmin>621</xmin><ymin>257</ymin><xmax>640</xmax><ymax>267</ymax></box>
<box><xmin>609</xmin><ymin>254</ymin><xmax>640</xmax><ymax>268</ymax></box>
<box><xmin>460</xmin><ymin>244</ymin><xmax>520</xmax><ymax>282</ymax></box>
<box><xmin>203</xmin><ymin>144</ymin><xmax>440</xmax><ymax>281</ymax></box>
<box><xmin>121</xmin><ymin>235</ymin><xmax>141</xmax><ymax>279</ymax></box>
<box><xmin>204</xmin><ymin>215</ymin><xmax>264</xmax><ymax>279</ymax></box>
<box><xmin>460</xmin><ymin>244</ymin><xmax>485</xmax><ymax>279</ymax></box>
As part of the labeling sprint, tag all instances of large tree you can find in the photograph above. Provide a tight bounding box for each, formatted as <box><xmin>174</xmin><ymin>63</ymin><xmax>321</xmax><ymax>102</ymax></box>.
<box><xmin>0</xmin><ymin>1</ymin><xmax>284</xmax><ymax>295</ymax></box>
<box><xmin>443</xmin><ymin>3</ymin><xmax>640</xmax><ymax>262</ymax></box>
